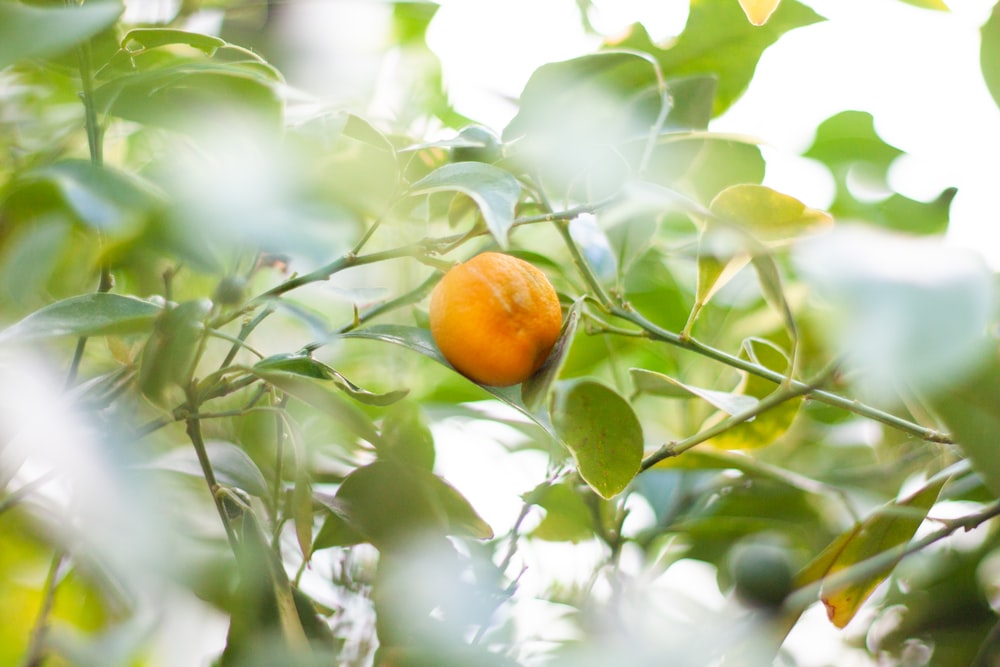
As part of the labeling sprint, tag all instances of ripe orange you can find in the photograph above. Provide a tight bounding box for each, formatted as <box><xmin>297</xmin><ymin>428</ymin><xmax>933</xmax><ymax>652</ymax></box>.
<box><xmin>429</xmin><ymin>252</ymin><xmax>562</xmax><ymax>387</ymax></box>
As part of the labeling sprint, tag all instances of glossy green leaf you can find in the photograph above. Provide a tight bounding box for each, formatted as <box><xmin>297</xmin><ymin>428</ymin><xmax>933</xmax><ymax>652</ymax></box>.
<box><xmin>611</xmin><ymin>1</ymin><xmax>823</xmax><ymax>115</ymax></box>
<box><xmin>709</xmin><ymin>184</ymin><xmax>833</xmax><ymax>245</ymax></box>
<box><xmin>794</xmin><ymin>225</ymin><xmax>995</xmax><ymax>398</ymax></box>
<box><xmin>253</xmin><ymin>354</ymin><xmax>408</xmax><ymax>406</ymax></box>
<box><xmin>799</xmin><ymin>476</ymin><xmax>947</xmax><ymax>628</ymax></box>
<box><xmin>408</xmin><ymin>162</ymin><xmax>520</xmax><ymax>248</ymax></box>
<box><xmin>0</xmin><ymin>1</ymin><xmax>123</xmax><ymax>69</ymax></box>
<box><xmin>254</xmin><ymin>371</ymin><xmax>379</xmax><ymax>445</ymax></box>
<box><xmin>144</xmin><ymin>441</ymin><xmax>269</xmax><ymax>498</ymax></box>
<box><xmin>138</xmin><ymin>299</ymin><xmax>211</xmax><ymax>403</ymax></box>
<box><xmin>522</xmin><ymin>298</ymin><xmax>582</xmax><ymax>412</ymax></box>
<box><xmin>931</xmin><ymin>358</ymin><xmax>1000</xmax><ymax>499</ymax></box>
<box><xmin>629</xmin><ymin>368</ymin><xmax>758</xmax><ymax>416</ymax></box>
<box><xmin>528</xmin><ymin>482</ymin><xmax>595</xmax><ymax>543</ymax></box>
<box><xmin>551</xmin><ymin>380</ymin><xmax>643</xmax><ymax>499</ymax></box>
<box><xmin>5</xmin><ymin>160</ymin><xmax>163</xmax><ymax>236</ymax></box>
<box><xmin>0</xmin><ymin>293</ymin><xmax>162</xmax><ymax>343</ymax></box>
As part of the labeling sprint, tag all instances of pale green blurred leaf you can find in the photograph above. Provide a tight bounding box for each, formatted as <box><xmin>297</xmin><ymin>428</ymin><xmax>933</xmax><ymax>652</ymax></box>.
<box><xmin>408</xmin><ymin>162</ymin><xmax>520</xmax><ymax>248</ymax></box>
<box><xmin>528</xmin><ymin>482</ymin><xmax>595</xmax><ymax>543</ymax></box>
<box><xmin>145</xmin><ymin>440</ymin><xmax>269</xmax><ymax>498</ymax></box>
<box><xmin>0</xmin><ymin>293</ymin><xmax>161</xmax><ymax>342</ymax></box>
<box><xmin>0</xmin><ymin>1</ymin><xmax>122</xmax><ymax>69</ymax></box>
<box><xmin>709</xmin><ymin>184</ymin><xmax>833</xmax><ymax>245</ymax></box>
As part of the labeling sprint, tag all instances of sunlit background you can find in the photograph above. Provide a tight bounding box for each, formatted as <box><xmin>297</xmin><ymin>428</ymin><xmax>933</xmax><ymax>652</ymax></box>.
<box><xmin>15</xmin><ymin>1</ymin><xmax>1000</xmax><ymax>664</ymax></box>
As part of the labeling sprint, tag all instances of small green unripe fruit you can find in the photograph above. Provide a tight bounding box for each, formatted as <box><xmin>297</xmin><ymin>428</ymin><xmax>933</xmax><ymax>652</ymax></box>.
<box><xmin>450</xmin><ymin>125</ymin><xmax>502</xmax><ymax>164</ymax></box>
<box><xmin>213</xmin><ymin>275</ymin><xmax>247</xmax><ymax>306</ymax></box>
<box><xmin>729</xmin><ymin>540</ymin><xmax>795</xmax><ymax>609</ymax></box>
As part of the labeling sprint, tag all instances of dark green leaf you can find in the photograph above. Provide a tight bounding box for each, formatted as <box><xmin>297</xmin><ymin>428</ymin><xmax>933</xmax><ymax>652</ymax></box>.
<box><xmin>378</xmin><ymin>401</ymin><xmax>436</xmax><ymax>471</ymax></box>
<box><xmin>0</xmin><ymin>1</ymin><xmax>123</xmax><ymax>69</ymax></box>
<box><xmin>253</xmin><ymin>354</ymin><xmax>408</xmax><ymax>407</ymax></box>
<box><xmin>313</xmin><ymin>502</ymin><xmax>366</xmax><ymax>550</ymax></box>
<box><xmin>254</xmin><ymin>371</ymin><xmax>379</xmax><ymax>445</ymax></box>
<box><xmin>0</xmin><ymin>293</ymin><xmax>162</xmax><ymax>343</ymax></box>
<box><xmin>551</xmin><ymin>380</ymin><xmax>643</xmax><ymax>499</ymax></box>
<box><xmin>408</xmin><ymin>162</ymin><xmax>520</xmax><ymax>248</ymax></box>
<box><xmin>931</xmin><ymin>358</ymin><xmax>1000</xmax><ymax>499</ymax></box>
<box><xmin>138</xmin><ymin>299</ymin><xmax>211</xmax><ymax>403</ymax></box>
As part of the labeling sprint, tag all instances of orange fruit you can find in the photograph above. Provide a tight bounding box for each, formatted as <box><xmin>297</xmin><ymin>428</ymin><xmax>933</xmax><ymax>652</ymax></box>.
<box><xmin>429</xmin><ymin>252</ymin><xmax>562</xmax><ymax>387</ymax></box>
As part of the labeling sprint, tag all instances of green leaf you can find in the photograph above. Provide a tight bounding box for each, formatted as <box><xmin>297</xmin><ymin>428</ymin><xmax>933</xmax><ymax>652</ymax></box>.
<box><xmin>803</xmin><ymin>111</ymin><xmax>954</xmax><ymax>235</ymax></box>
<box><xmin>0</xmin><ymin>293</ymin><xmax>162</xmax><ymax>343</ymax></box>
<box><xmin>750</xmin><ymin>252</ymin><xmax>798</xmax><ymax>344</ymax></box>
<box><xmin>528</xmin><ymin>482</ymin><xmax>595</xmax><ymax>543</ymax></box>
<box><xmin>629</xmin><ymin>368</ymin><xmax>758</xmax><ymax>415</ymax></box>
<box><xmin>313</xmin><ymin>502</ymin><xmax>367</xmax><ymax>550</ymax></box>
<box><xmin>94</xmin><ymin>59</ymin><xmax>283</xmax><ymax>132</ymax></box>
<box><xmin>645</xmin><ymin>135</ymin><xmax>765</xmax><ymax>204</ymax></box>
<box><xmin>612</xmin><ymin>1</ymin><xmax>823</xmax><ymax>115</ymax></box>
<box><xmin>930</xmin><ymin>359</ymin><xmax>1000</xmax><ymax>499</ymax></box>
<box><xmin>0</xmin><ymin>1</ymin><xmax>123</xmax><ymax>69</ymax></box>
<box><xmin>332</xmin><ymin>461</ymin><xmax>491</xmax><ymax>548</ymax></box>
<box><xmin>505</xmin><ymin>51</ymin><xmax>663</xmax><ymax>145</ymax></box>
<box><xmin>144</xmin><ymin>441</ymin><xmax>269</xmax><ymax>498</ymax></box>
<box><xmin>983</xmin><ymin>3</ymin><xmax>1000</xmax><ymax>113</ymax></box>
<box><xmin>522</xmin><ymin>299</ymin><xmax>583</xmax><ymax>412</ymax></box>
<box><xmin>408</xmin><ymin>162</ymin><xmax>521</xmax><ymax>248</ymax></box>
<box><xmin>254</xmin><ymin>372</ymin><xmax>379</xmax><ymax>445</ymax></box>
<box><xmin>138</xmin><ymin>299</ymin><xmax>211</xmax><ymax>403</ymax></box>
<box><xmin>708</xmin><ymin>338</ymin><xmax>801</xmax><ymax>450</ymax></box>
<box><xmin>794</xmin><ymin>226</ymin><xmax>995</xmax><ymax>397</ymax></box>
<box><xmin>119</xmin><ymin>28</ymin><xmax>226</xmax><ymax>56</ymax></box>
<box><xmin>378</xmin><ymin>401</ymin><xmax>436</xmax><ymax>471</ymax></box>
<box><xmin>709</xmin><ymin>184</ymin><xmax>833</xmax><ymax>245</ymax></box>
<box><xmin>292</xmin><ymin>471</ymin><xmax>314</xmax><ymax>561</ymax></box>
<box><xmin>5</xmin><ymin>160</ymin><xmax>163</xmax><ymax>236</ymax></box>
<box><xmin>799</xmin><ymin>476</ymin><xmax>947</xmax><ymax>628</ymax></box>
<box><xmin>253</xmin><ymin>354</ymin><xmax>408</xmax><ymax>406</ymax></box>
<box><xmin>551</xmin><ymin>380</ymin><xmax>643</xmax><ymax>499</ymax></box>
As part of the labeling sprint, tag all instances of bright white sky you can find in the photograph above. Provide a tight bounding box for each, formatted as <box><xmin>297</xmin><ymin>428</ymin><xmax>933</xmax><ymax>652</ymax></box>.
<box><xmin>428</xmin><ymin>0</ymin><xmax>1000</xmax><ymax>266</ymax></box>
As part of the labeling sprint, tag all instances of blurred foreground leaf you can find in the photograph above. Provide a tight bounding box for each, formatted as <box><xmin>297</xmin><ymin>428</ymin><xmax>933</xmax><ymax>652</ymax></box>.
<box><xmin>0</xmin><ymin>1</ymin><xmax>122</xmax><ymax>69</ymax></box>
<box><xmin>0</xmin><ymin>293</ymin><xmax>161</xmax><ymax>342</ymax></box>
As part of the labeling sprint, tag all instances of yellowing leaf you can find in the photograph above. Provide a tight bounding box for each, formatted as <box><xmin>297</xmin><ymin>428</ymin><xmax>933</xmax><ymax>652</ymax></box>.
<box><xmin>798</xmin><ymin>476</ymin><xmax>946</xmax><ymax>628</ymax></box>
<box><xmin>710</xmin><ymin>183</ymin><xmax>833</xmax><ymax>246</ymax></box>
<box><xmin>739</xmin><ymin>0</ymin><xmax>782</xmax><ymax>25</ymax></box>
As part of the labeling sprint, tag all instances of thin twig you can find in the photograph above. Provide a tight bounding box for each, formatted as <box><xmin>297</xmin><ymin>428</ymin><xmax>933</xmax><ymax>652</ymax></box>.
<box><xmin>20</xmin><ymin>551</ymin><xmax>67</xmax><ymax>667</ymax></box>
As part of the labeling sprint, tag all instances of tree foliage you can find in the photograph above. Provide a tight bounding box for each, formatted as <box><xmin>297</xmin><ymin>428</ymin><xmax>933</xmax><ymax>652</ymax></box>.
<box><xmin>1</xmin><ymin>1</ymin><xmax>999</xmax><ymax>666</ymax></box>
